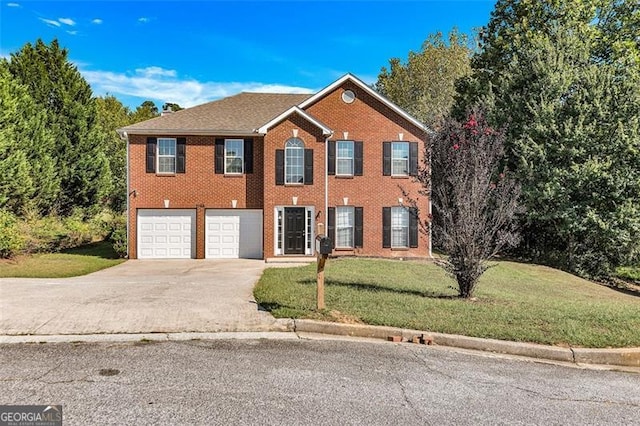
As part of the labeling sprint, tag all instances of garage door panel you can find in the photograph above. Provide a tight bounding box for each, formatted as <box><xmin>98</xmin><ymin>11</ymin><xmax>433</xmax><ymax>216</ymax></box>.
<box><xmin>206</xmin><ymin>210</ymin><xmax>262</xmax><ymax>259</ymax></box>
<box><xmin>137</xmin><ymin>209</ymin><xmax>196</xmax><ymax>259</ymax></box>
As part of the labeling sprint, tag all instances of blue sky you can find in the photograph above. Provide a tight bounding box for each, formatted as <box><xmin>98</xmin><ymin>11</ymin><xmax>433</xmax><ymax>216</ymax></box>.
<box><xmin>1</xmin><ymin>1</ymin><xmax>496</xmax><ymax>109</ymax></box>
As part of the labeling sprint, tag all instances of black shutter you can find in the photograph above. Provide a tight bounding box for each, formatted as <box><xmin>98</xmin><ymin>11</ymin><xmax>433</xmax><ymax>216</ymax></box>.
<box><xmin>146</xmin><ymin>137</ymin><xmax>156</xmax><ymax>173</ymax></box>
<box><xmin>304</xmin><ymin>149</ymin><xmax>313</xmax><ymax>185</ymax></box>
<box><xmin>275</xmin><ymin>149</ymin><xmax>284</xmax><ymax>185</ymax></box>
<box><xmin>409</xmin><ymin>207</ymin><xmax>419</xmax><ymax>248</ymax></box>
<box><xmin>409</xmin><ymin>142</ymin><xmax>418</xmax><ymax>176</ymax></box>
<box><xmin>215</xmin><ymin>138</ymin><xmax>224</xmax><ymax>174</ymax></box>
<box><xmin>327</xmin><ymin>141</ymin><xmax>336</xmax><ymax>175</ymax></box>
<box><xmin>382</xmin><ymin>207</ymin><xmax>391</xmax><ymax>248</ymax></box>
<box><xmin>383</xmin><ymin>142</ymin><xmax>391</xmax><ymax>176</ymax></box>
<box><xmin>176</xmin><ymin>137</ymin><xmax>186</xmax><ymax>173</ymax></box>
<box><xmin>355</xmin><ymin>207</ymin><xmax>363</xmax><ymax>248</ymax></box>
<box><xmin>354</xmin><ymin>141</ymin><xmax>363</xmax><ymax>176</ymax></box>
<box><xmin>327</xmin><ymin>207</ymin><xmax>335</xmax><ymax>246</ymax></box>
<box><xmin>244</xmin><ymin>138</ymin><xmax>253</xmax><ymax>174</ymax></box>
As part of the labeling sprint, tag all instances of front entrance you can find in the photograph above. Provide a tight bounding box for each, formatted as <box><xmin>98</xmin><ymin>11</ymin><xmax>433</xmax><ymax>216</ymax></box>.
<box><xmin>284</xmin><ymin>207</ymin><xmax>306</xmax><ymax>254</ymax></box>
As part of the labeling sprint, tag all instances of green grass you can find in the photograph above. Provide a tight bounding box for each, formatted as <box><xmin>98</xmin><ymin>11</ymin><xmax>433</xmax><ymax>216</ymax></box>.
<box><xmin>254</xmin><ymin>258</ymin><xmax>640</xmax><ymax>348</ymax></box>
<box><xmin>0</xmin><ymin>241</ymin><xmax>125</xmax><ymax>278</ymax></box>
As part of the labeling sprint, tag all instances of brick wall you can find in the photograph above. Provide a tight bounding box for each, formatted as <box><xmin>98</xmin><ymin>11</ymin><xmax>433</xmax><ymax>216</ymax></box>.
<box><xmin>128</xmin><ymin>134</ymin><xmax>264</xmax><ymax>258</ymax></box>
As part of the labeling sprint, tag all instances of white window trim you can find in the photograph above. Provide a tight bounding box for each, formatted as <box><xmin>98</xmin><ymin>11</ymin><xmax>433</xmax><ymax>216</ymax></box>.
<box><xmin>285</xmin><ymin>138</ymin><xmax>305</xmax><ymax>185</ymax></box>
<box><xmin>336</xmin><ymin>140</ymin><xmax>354</xmax><ymax>176</ymax></box>
<box><xmin>157</xmin><ymin>137</ymin><xmax>177</xmax><ymax>174</ymax></box>
<box><xmin>224</xmin><ymin>138</ymin><xmax>244</xmax><ymax>175</ymax></box>
<box><xmin>336</xmin><ymin>206</ymin><xmax>354</xmax><ymax>248</ymax></box>
<box><xmin>391</xmin><ymin>206</ymin><xmax>409</xmax><ymax>248</ymax></box>
<box><xmin>274</xmin><ymin>206</ymin><xmax>314</xmax><ymax>256</ymax></box>
<box><xmin>391</xmin><ymin>141</ymin><xmax>409</xmax><ymax>177</ymax></box>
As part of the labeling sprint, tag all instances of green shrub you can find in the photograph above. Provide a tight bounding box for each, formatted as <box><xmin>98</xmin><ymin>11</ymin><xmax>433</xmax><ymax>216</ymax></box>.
<box><xmin>0</xmin><ymin>209</ymin><xmax>25</xmax><ymax>258</ymax></box>
<box><xmin>108</xmin><ymin>214</ymin><xmax>127</xmax><ymax>258</ymax></box>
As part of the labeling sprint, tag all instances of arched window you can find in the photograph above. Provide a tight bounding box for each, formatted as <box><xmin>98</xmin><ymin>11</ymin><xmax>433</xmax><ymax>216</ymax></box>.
<box><xmin>285</xmin><ymin>138</ymin><xmax>305</xmax><ymax>184</ymax></box>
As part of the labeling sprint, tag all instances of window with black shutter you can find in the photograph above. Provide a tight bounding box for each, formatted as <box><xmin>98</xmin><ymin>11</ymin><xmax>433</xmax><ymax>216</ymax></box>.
<box><xmin>304</xmin><ymin>149</ymin><xmax>313</xmax><ymax>185</ymax></box>
<box><xmin>383</xmin><ymin>142</ymin><xmax>391</xmax><ymax>176</ymax></box>
<box><xmin>354</xmin><ymin>207</ymin><xmax>363</xmax><ymax>248</ymax></box>
<box><xmin>215</xmin><ymin>138</ymin><xmax>224</xmax><ymax>174</ymax></box>
<box><xmin>146</xmin><ymin>137</ymin><xmax>157</xmax><ymax>173</ymax></box>
<box><xmin>409</xmin><ymin>141</ymin><xmax>418</xmax><ymax>176</ymax></box>
<box><xmin>275</xmin><ymin>149</ymin><xmax>284</xmax><ymax>185</ymax></box>
<box><xmin>409</xmin><ymin>207</ymin><xmax>419</xmax><ymax>248</ymax></box>
<box><xmin>354</xmin><ymin>141</ymin><xmax>363</xmax><ymax>176</ymax></box>
<box><xmin>176</xmin><ymin>137</ymin><xmax>186</xmax><ymax>173</ymax></box>
<box><xmin>327</xmin><ymin>141</ymin><xmax>336</xmax><ymax>175</ymax></box>
<box><xmin>382</xmin><ymin>207</ymin><xmax>391</xmax><ymax>248</ymax></box>
<box><xmin>244</xmin><ymin>138</ymin><xmax>253</xmax><ymax>174</ymax></box>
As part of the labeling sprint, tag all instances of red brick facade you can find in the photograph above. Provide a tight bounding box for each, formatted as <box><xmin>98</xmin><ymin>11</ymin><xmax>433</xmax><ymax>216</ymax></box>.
<box><xmin>127</xmin><ymin>77</ymin><xmax>430</xmax><ymax>260</ymax></box>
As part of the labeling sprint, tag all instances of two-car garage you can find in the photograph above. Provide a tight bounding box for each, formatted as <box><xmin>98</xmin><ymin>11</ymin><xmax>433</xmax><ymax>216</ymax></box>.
<box><xmin>137</xmin><ymin>209</ymin><xmax>263</xmax><ymax>259</ymax></box>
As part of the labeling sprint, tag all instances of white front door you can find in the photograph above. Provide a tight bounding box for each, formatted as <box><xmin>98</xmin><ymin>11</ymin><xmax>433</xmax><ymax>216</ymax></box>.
<box><xmin>137</xmin><ymin>209</ymin><xmax>196</xmax><ymax>259</ymax></box>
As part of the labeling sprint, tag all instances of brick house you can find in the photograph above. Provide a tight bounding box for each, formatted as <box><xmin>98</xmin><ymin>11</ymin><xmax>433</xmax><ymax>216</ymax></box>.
<box><xmin>118</xmin><ymin>74</ymin><xmax>431</xmax><ymax>260</ymax></box>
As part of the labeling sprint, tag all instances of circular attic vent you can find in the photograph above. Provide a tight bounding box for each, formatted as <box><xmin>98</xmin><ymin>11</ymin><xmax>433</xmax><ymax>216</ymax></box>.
<box><xmin>341</xmin><ymin>89</ymin><xmax>356</xmax><ymax>104</ymax></box>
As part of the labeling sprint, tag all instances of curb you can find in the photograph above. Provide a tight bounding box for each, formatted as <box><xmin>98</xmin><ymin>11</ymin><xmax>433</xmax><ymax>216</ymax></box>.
<box><xmin>293</xmin><ymin>319</ymin><xmax>640</xmax><ymax>368</ymax></box>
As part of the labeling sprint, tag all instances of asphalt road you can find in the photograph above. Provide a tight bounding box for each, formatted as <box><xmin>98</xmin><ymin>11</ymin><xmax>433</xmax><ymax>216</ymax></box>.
<box><xmin>1</xmin><ymin>338</ymin><xmax>639</xmax><ymax>425</ymax></box>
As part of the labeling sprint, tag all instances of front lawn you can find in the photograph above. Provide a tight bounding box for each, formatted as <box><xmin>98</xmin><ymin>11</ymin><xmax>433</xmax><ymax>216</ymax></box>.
<box><xmin>254</xmin><ymin>258</ymin><xmax>640</xmax><ymax>348</ymax></box>
<box><xmin>0</xmin><ymin>241</ymin><xmax>125</xmax><ymax>278</ymax></box>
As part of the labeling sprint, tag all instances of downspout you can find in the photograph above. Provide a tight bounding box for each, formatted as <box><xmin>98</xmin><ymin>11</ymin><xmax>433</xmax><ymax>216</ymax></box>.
<box><xmin>324</xmin><ymin>133</ymin><xmax>332</xmax><ymax>238</ymax></box>
<box><xmin>118</xmin><ymin>130</ymin><xmax>130</xmax><ymax>259</ymax></box>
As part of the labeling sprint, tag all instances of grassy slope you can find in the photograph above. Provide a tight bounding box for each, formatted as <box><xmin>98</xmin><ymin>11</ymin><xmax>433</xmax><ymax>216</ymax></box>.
<box><xmin>255</xmin><ymin>258</ymin><xmax>640</xmax><ymax>348</ymax></box>
<box><xmin>0</xmin><ymin>241</ymin><xmax>125</xmax><ymax>278</ymax></box>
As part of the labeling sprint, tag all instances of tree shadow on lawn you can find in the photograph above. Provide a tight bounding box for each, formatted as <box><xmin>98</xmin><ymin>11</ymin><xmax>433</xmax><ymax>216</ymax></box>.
<box><xmin>61</xmin><ymin>241</ymin><xmax>120</xmax><ymax>260</ymax></box>
<box><xmin>298</xmin><ymin>278</ymin><xmax>458</xmax><ymax>299</ymax></box>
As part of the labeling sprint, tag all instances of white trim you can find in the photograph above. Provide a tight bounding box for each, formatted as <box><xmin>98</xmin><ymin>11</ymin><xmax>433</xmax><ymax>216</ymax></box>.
<box><xmin>298</xmin><ymin>74</ymin><xmax>429</xmax><ymax>133</ymax></box>
<box><xmin>224</xmin><ymin>138</ymin><xmax>244</xmax><ymax>175</ymax></box>
<box><xmin>118</xmin><ymin>129</ymin><xmax>257</xmax><ymax>137</ymax></box>
<box><xmin>157</xmin><ymin>137</ymin><xmax>177</xmax><ymax>174</ymax></box>
<box><xmin>257</xmin><ymin>106</ymin><xmax>333</xmax><ymax>135</ymax></box>
<box><xmin>274</xmin><ymin>206</ymin><xmax>315</xmax><ymax>256</ymax></box>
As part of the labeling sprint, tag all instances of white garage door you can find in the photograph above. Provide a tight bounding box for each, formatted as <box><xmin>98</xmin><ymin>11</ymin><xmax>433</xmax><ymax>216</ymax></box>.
<box><xmin>137</xmin><ymin>209</ymin><xmax>196</xmax><ymax>259</ymax></box>
<box><xmin>205</xmin><ymin>209</ymin><xmax>263</xmax><ymax>259</ymax></box>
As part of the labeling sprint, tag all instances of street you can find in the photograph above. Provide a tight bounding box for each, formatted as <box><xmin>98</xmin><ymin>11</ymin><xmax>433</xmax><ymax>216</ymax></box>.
<box><xmin>1</xmin><ymin>337</ymin><xmax>639</xmax><ymax>425</ymax></box>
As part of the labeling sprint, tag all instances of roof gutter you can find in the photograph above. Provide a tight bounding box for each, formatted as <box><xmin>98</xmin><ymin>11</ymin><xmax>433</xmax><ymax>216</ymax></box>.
<box><xmin>119</xmin><ymin>129</ymin><xmax>259</xmax><ymax>137</ymax></box>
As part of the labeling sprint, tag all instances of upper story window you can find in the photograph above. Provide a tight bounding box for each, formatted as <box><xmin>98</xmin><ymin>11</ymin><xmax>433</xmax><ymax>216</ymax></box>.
<box><xmin>158</xmin><ymin>138</ymin><xmax>177</xmax><ymax>174</ymax></box>
<box><xmin>383</xmin><ymin>141</ymin><xmax>418</xmax><ymax>177</ymax></box>
<box><xmin>225</xmin><ymin>139</ymin><xmax>244</xmax><ymax>174</ymax></box>
<box><xmin>336</xmin><ymin>141</ymin><xmax>354</xmax><ymax>176</ymax></box>
<box><xmin>285</xmin><ymin>137</ymin><xmax>305</xmax><ymax>184</ymax></box>
<box><xmin>391</xmin><ymin>142</ymin><xmax>409</xmax><ymax>176</ymax></box>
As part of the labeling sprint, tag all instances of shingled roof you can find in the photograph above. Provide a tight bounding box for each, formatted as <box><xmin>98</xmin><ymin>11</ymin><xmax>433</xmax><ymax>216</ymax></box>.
<box><xmin>120</xmin><ymin>92</ymin><xmax>312</xmax><ymax>136</ymax></box>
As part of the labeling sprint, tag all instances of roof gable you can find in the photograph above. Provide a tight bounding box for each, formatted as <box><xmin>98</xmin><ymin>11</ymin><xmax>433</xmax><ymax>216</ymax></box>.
<box><xmin>298</xmin><ymin>74</ymin><xmax>428</xmax><ymax>133</ymax></box>
<box><xmin>257</xmin><ymin>106</ymin><xmax>333</xmax><ymax>135</ymax></box>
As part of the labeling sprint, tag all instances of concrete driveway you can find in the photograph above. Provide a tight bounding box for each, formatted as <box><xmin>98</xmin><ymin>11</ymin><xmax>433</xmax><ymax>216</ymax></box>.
<box><xmin>0</xmin><ymin>260</ymin><xmax>288</xmax><ymax>335</ymax></box>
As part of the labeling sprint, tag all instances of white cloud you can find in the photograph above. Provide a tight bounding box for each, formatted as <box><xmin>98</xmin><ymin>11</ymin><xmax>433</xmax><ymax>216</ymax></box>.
<box><xmin>81</xmin><ymin>66</ymin><xmax>314</xmax><ymax>108</ymax></box>
<box><xmin>136</xmin><ymin>66</ymin><xmax>177</xmax><ymax>78</ymax></box>
<box><xmin>66</xmin><ymin>30</ymin><xmax>78</xmax><ymax>35</ymax></box>
<box><xmin>39</xmin><ymin>17</ymin><xmax>61</xmax><ymax>27</ymax></box>
<box><xmin>92</xmin><ymin>18</ymin><xmax>102</xmax><ymax>24</ymax></box>
<box><xmin>58</xmin><ymin>17</ymin><xmax>75</xmax><ymax>26</ymax></box>
<box><xmin>138</xmin><ymin>17</ymin><xmax>150</xmax><ymax>23</ymax></box>
<box><xmin>7</xmin><ymin>2</ymin><xmax>20</xmax><ymax>7</ymax></box>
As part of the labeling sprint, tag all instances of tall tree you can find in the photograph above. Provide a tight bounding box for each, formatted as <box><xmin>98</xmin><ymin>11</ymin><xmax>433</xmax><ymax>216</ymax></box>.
<box><xmin>0</xmin><ymin>61</ymin><xmax>58</xmax><ymax>214</ymax></box>
<box><xmin>162</xmin><ymin>102</ymin><xmax>183</xmax><ymax>113</ymax></box>
<box><xmin>7</xmin><ymin>39</ymin><xmax>111</xmax><ymax>214</ymax></box>
<box><xmin>130</xmin><ymin>100</ymin><xmax>160</xmax><ymax>123</ymax></box>
<box><xmin>94</xmin><ymin>95</ymin><xmax>131</xmax><ymax>212</ymax></box>
<box><xmin>456</xmin><ymin>0</ymin><xmax>640</xmax><ymax>276</ymax></box>
<box><xmin>376</xmin><ymin>29</ymin><xmax>472</xmax><ymax>128</ymax></box>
